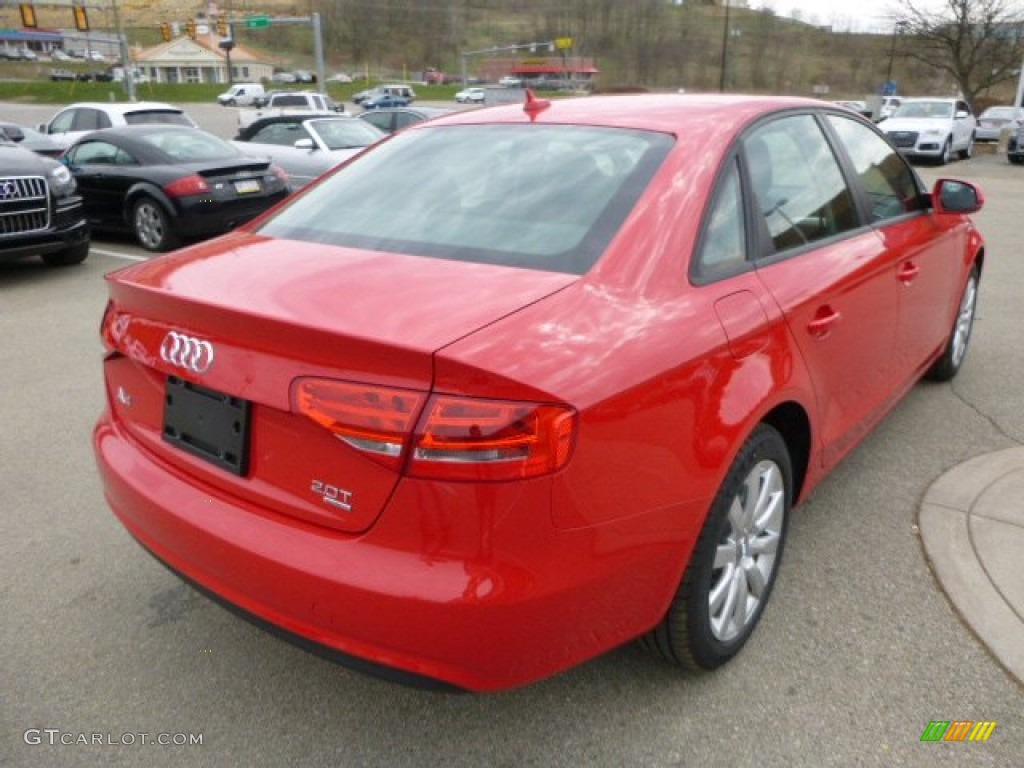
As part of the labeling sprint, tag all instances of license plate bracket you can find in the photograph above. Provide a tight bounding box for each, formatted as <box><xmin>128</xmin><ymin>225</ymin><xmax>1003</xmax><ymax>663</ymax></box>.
<box><xmin>163</xmin><ymin>376</ymin><xmax>251</xmax><ymax>476</ymax></box>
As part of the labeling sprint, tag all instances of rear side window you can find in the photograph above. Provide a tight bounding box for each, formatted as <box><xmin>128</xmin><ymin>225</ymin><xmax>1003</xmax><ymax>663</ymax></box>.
<box><xmin>123</xmin><ymin>110</ymin><xmax>193</xmax><ymax>127</ymax></box>
<box><xmin>141</xmin><ymin>130</ymin><xmax>239</xmax><ymax>161</ymax></box>
<box><xmin>259</xmin><ymin>125</ymin><xmax>673</xmax><ymax>275</ymax></box>
<box><xmin>694</xmin><ymin>158</ymin><xmax>747</xmax><ymax>282</ymax></box>
<box><xmin>743</xmin><ymin>115</ymin><xmax>859</xmax><ymax>254</ymax></box>
<box><xmin>827</xmin><ymin>114</ymin><xmax>924</xmax><ymax>222</ymax></box>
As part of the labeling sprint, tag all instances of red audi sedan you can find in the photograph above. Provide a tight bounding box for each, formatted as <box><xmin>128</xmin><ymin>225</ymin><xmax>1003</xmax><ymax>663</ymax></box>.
<box><xmin>94</xmin><ymin>94</ymin><xmax>985</xmax><ymax>691</ymax></box>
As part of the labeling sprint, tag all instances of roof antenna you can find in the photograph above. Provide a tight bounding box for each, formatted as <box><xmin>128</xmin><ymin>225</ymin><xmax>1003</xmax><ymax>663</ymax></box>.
<box><xmin>523</xmin><ymin>88</ymin><xmax>551</xmax><ymax>120</ymax></box>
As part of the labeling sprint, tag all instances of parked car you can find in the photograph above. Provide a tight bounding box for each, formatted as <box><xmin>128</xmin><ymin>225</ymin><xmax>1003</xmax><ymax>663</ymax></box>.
<box><xmin>271</xmin><ymin>71</ymin><xmax>297</xmax><ymax>84</ymax></box>
<box><xmin>353</xmin><ymin>84</ymin><xmax>416</xmax><ymax>105</ymax></box>
<box><xmin>292</xmin><ymin>70</ymin><xmax>315</xmax><ymax>83</ymax></box>
<box><xmin>0</xmin><ymin>138</ymin><xmax>89</xmax><ymax>267</ymax></box>
<box><xmin>1009</xmin><ymin>124</ymin><xmax>1024</xmax><ymax>164</ymax></box>
<box><xmin>356</xmin><ymin>106</ymin><xmax>453</xmax><ymax>134</ymax></box>
<box><xmin>0</xmin><ymin>121</ymin><xmax>64</xmax><ymax>158</ymax></box>
<box><xmin>326</xmin><ymin>72</ymin><xmax>353</xmax><ymax>84</ymax></box>
<box><xmin>50</xmin><ymin>49</ymin><xmax>72</xmax><ymax>62</ymax></box>
<box><xmin>361</xmin><ymin>94</ymin><xmax>411</xmax><ymax>110</ymax></box>
<box><xmin>879</xmin><ymin>97</ymin><xmax>975</xmax><ymax>164</ymax></box>
<box><xmin>498</xmin><ymin>75</ymin><xmax>522</xmax><ymax>87</ymax></box>
<box><xmin>64</xmin><ymin>125</ymin><xmax>289</xmax><ymax>251</ymax></box>
<box><xmin>455</xmin><ymin>87</ymin><xmax>487</xmax><ymax>104</ymax></box>
<box><xmin>217</xmin><ymin>83</ymin><xmax>266</xmax><ymax>107</ymax></box>
<box><xmin>49</xmin><ymin>68</ymin><xmax>75</xmax><ymax>81</ymax></box>
<box><xmin>93</xmin><ymin>93</ymin><xmax>986</xmax><ymax>692</ymax></box>
<box><xmin>232</xmin><ymin>114</ymin><xmax>383</xmax><ymax>189</ymax></box>
<box><xmin>37</xmin><ymin>101</ymin><xmax>198</xmax><ymax>150</ymax></box>
<box><xmin>975</xmin><ymin>105</ymin><xmax>1023</xmax><ymax>142</ymax></box>
<box><xmin>875</xmin><ymin>95</ymin><xmax>903</xmax><ymax>121</ymax></box>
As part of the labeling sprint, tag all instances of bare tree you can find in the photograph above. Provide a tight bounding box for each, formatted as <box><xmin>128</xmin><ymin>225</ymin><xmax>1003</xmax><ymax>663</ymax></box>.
<box><xmin>894</xmin><ymin>0</ymin><xmax>1024</xmax><ymax>109</ymax></box>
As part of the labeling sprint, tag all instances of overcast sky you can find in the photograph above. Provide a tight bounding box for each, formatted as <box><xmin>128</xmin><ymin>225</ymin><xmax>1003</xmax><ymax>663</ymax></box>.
<box><xmin>749</xmin><ymin>1</ymin><xmax>914</xmax><ymax>32</ymax></box>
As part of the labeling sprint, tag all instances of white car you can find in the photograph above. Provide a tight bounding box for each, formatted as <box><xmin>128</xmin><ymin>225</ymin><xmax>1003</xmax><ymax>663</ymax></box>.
<box><xmin>880</xmin><ymin>97</ymin><xmax>975</xmax><ymax>164</ymax></box>
<box><xmin>498</xmin><ymin>75</ymin><xmax>522</xmax><ymax>87</ymax></box>
<box><xmin>232</xmin><ymin>114</ymin><xmax>384</xmax><ymax>189</ymax></box>
<box><xmin>37</xmin><ymin>102</ymin><xmax>198</xmax><ymax>150</ymax></box>
<box><xmin>455</xmin><ymin>87</ymin><xmax>486</xmax><ymax>104</ymax></box>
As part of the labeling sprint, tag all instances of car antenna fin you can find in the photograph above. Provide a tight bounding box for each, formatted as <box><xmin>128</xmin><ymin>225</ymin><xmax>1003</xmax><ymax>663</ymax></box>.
<box><xmin>523</xmin><ymin>89</ymin><xmax>551</xmax><ymax>120</ymax></box>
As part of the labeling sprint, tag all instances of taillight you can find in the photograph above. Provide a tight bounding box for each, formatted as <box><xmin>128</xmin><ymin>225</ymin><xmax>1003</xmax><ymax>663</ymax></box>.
<box><xmin>410</xmin><ymin>396</ymin><xmax>575</xmax><ymax>481</ymax></box>
<box><xmin>292</xmin><ymin>379</ymin><xmax>426</xmax><ymax>470</ymax></box>
<box><xmin>164</xmin><ymin>174</ymin><xmax>210</xmax><ymax>198</ymax></box>
<box><xmin>292</xmin><ymin>378</ymin><xmax>576</xmax><ymax>480</ymax></box>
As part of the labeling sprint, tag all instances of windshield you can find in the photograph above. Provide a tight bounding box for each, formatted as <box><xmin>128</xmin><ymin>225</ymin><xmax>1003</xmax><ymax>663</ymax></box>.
<box><xmin>307</xmin><ymin>118</ymin><xmax>383</xmax><ymax>149</ymax></box>
<box><xmin>894</xmin><ymin>101</ymin><xmax>953</xmax><ymax>119</ymax></box>
<box><xmin>258</xmin><ymin>124</ymin><xmax>673</xmax><ymax>275</ymax></box>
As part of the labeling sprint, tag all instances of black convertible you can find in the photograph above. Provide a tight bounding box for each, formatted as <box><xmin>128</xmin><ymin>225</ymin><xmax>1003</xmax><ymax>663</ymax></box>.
<box><xmin>64</xmin><ymin>125</ymin><xmax>290</xmax><ymax>251</ymax></box>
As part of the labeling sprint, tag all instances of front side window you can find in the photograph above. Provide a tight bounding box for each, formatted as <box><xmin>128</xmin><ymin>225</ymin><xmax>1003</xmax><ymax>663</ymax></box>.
<box><xmin>827</xmin><ymin>114</ymin><xmax>924</xmax><ymax>222</ymax></box>
<box><xmin>72</xmin><ymin>108</ymin><xmax>110</xmax><ymax>132</ymax></box>
<box><xmin>743</xmin><ymin>115</ymin><xmax>859</xmax><ymax>254</ymax></box>
<box><xmin>70</xmin><ymin>140</ymin><xmax>124</xmax><ymax>166</ymax></box>
<box><xmin>49</xmin><ymin>109</ymin><xmax>75</xmax><ymax>134</ymax></box>
<box><xmin>249</xmin><ymin>122</ymin><xmax>308</xmax><ymax>146</ymax></box>
<box><xmin>307</xmin><ymin>119</ymin><xmax>381</xmax><ymax>149</ymax></box>
<box><xmin>259</xmin><ymin>125</ymin><xmax>673</xmax><ymax>275</ymax></box>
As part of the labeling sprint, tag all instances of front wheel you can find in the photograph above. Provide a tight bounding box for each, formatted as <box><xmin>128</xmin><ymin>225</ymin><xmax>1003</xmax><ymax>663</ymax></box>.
<box><xmin>959</xmin><ymin>134</ymin><xmax>974</xmax><ymax>160</ymax></box>
<box><xmin>926</xmin><ymin>266</ymin><xmax>979</xmax><ymax>382</ymax></box>
<box><xmin>131</xmin><ymin>196</ymin><xmax>179</xmax><ymax>252</ymax></box>
<box><xmin>938</xmin><ymin>138</ymin><xmax>951</xmax><ymax>165</ymax></box>
<box><xmin>641</xmin><ymin>424</ymin><xmax>792</xmax><ymax>671</ymax></box>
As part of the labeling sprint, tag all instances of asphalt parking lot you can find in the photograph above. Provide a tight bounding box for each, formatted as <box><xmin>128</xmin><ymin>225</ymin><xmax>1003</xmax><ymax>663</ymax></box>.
<box><xmin>2</xmin><ymin>104</ymin><xmax>1022</xmax><ymax>766</ymax></box>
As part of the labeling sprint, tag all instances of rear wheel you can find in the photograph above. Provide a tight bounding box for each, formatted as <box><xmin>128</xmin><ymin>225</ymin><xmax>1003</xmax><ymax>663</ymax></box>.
<box><xmin>132</xmin><ymin>196</ymin><xmax>179</xmax><ymax>252</ymax></box>
<box><xmin>642</xmin><ymin>424</ymin><xmax>791</xmax><ymax>671</ymax></box>
<box><xmin>926</xmin><ymin>266</ymin><xmax>979</xmax><ymax>382</ymax></box>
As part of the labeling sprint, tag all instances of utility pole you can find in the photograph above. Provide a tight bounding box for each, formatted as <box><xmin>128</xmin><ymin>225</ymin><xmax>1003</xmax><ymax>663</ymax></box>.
<box><xmin>719</xmin><ymin>0</ymin><xmax>732</xmax><ymax>92</ymax></box>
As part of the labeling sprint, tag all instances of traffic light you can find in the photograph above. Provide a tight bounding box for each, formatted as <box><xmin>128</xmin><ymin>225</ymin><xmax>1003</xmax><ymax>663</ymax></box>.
<box><xmin>217</xmin><ymin>16</ymin><xmax>228</xmax><ymax>37</ymax></box>
<box><xmin>185</xmin><ymin>20</ymin><xmax>196</xmax><ymax>40</ymax></box>
<box><xmin>160</xmin><ymin>22</ymin><xmax>171</xmax><ymax>42</ymax></box>
<box><xmin>73</xmin><ymin>5</ymin><xmax>89</xmax><ymax>32</ymax></box>
<box><xmin>19</xmin><ymin>4</ymin><xmax>37</xmax><ymax>29</ymax></box>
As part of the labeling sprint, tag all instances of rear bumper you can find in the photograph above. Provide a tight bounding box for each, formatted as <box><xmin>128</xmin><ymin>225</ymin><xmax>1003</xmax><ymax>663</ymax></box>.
<box><xmin>94</xmin><ymin>411</ymin><xmax>692</xmax><ymax>691</ymax></box>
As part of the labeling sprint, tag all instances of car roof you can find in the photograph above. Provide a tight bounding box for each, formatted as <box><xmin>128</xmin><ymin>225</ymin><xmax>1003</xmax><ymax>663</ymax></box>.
<box><xmin>58</xmin><ymin>101</ymin><xmax>186</xmax><ymax>115</ymax></box>
<box><xmin>418</xmin><ymin>93</ymin><xmax>837</xmax><ymax>137</ymax></box>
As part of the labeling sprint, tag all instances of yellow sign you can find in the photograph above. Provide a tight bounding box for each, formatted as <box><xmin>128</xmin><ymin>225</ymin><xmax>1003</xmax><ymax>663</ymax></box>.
<box><xmin>554</xmin><ymin>37</ymin><xmax>573</xmax><ymax>50</ymax></box>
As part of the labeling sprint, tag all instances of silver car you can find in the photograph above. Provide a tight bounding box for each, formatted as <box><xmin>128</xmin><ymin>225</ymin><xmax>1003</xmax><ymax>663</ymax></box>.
<box><xmin>975</xmin><ymin>106</ymin><xmax>1023</xmax><ymax>142</ymax></box>
<box><xmin>232</xmin><ymin>115</ymin><xmax>384</xmax><ymax>189</ymax></box>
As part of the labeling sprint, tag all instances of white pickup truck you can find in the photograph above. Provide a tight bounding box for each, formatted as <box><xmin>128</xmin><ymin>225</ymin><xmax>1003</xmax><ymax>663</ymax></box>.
<box><xmin>237</xmin><ymin>91</ymin><xmax>348</xmax><ymax>129</ymax></box>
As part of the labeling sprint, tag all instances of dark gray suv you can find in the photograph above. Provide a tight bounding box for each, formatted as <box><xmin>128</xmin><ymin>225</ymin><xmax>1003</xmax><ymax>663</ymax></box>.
<box><xmin>0</xmin><ymin>140</ymin><xmax>89</xmax><ymax>266</ymax></box>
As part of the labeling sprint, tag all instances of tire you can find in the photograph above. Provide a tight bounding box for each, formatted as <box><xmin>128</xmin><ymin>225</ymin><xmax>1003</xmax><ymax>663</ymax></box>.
<box><xmin>40</xmin><ymin>240</ymin><xmax>89</xmax><ymax>267</ymax></box>
<box><xmin>938</xmin><ymin>138</ymin><xmax>951</xmax><ymax>165</ymax></box>
<box><xmin>641</xmin><ymin>424</ymin><xmax>792</xmax><ymax>671</ymax></box>
<box><xmin>131</xmin><ymin>196</ymin><xmax>179</xmax><ymax>252</ymax></box>
<box><xmin>925</xmin><ymin>266</ymin><xmax>979</xmax><ymax>382</ymax></box>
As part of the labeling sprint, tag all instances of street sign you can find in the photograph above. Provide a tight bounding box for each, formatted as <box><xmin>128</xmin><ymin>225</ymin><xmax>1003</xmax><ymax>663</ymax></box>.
<box><xmin>246</xmin><ymin>15</ymin><xmax>270</xmax><ymax>29</ymax></box>
<box><xmin>554</xmin><ymin>37</ymin><xmax>573</xmax><ymax>50</ymax></box>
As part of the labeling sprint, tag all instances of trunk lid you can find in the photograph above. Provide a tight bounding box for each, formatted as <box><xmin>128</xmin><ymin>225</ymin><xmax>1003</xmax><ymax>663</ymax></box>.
<box><xmin>102</xmin><ymin>233</ymin><xmax>575</xmax><ymax>533</ymax></box>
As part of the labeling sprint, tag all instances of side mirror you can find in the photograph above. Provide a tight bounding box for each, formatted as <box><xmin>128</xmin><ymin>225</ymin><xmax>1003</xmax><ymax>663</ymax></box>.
<box><xmin>955</xmin><ymin>110</ymin><xmax>970</xmax><ymax>119</ymax></box>
<box><xmin>932</xmin><ymin>179</ymin><xmax>984</xmax><ymax>214</ymax></box>
<box><xmin>294</xmin><ymin>138</ymin><xmax>315</xmax><ymax>151</ymax></box>
<box><xmin>36</xmin><ymin>123</ymin><xmax>48</xmax><ymax>134</ymax></box>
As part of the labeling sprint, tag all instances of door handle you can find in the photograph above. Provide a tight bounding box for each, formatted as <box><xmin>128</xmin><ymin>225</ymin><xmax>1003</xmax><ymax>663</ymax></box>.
<box><xmin>807</xmin><ymin>306</ymin><xmax>841</xmax><ymax>339</ymax></box>
<box><xmin>897</xmin><ymin>261</ymin><xmax>920</xmax><ymax>284</ymax></box>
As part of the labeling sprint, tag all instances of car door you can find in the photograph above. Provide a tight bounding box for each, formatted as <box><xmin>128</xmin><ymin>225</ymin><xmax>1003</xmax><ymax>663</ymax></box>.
<box><xmin>953</xmin><ymin>100</ymin><xmax>974</xmax><ymax>150</ymax></box>
<box><xmin>825</xmin><ymin>113</ymin><xmax>962</xmax><ymax>377</ymax></box>
<box><xmin>744</xmin><ymin>113</ymin><xmax>903</xmax><ymax>468</ymax></box>
<box><xmin>67</xmin><ymin>139</ymin><xmax>140</xmax><ymax>229</ymax></box>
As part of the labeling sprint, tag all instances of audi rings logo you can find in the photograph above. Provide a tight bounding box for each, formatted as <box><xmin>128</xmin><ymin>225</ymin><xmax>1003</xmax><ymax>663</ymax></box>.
<box><xmin>159</xmin><ymin>332</ymin><xmax>215</xmax><ymax>374</ymax></box>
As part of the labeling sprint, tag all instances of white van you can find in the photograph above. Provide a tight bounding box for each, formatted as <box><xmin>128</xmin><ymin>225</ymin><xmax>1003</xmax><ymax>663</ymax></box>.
<box><xmin>217</xmin><ymin>83</ymin><xmax>265</xmax><ymax>107</ymax></box>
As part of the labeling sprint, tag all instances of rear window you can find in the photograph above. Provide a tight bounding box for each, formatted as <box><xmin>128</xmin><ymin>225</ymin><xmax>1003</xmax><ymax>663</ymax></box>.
<box><xmin>123</xmin><ymin>110</ymin><xmax>193</xmax><ymax>127</ymax></box>
<box><xmin>258</xmin><ymin>124</ymin><xmax>673</xmax><ymax>274</ymax></box>
<box><xmin>140</xmin><ymin>130</ymin><xmax>239</xmax><ymax>162</ymax></box>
